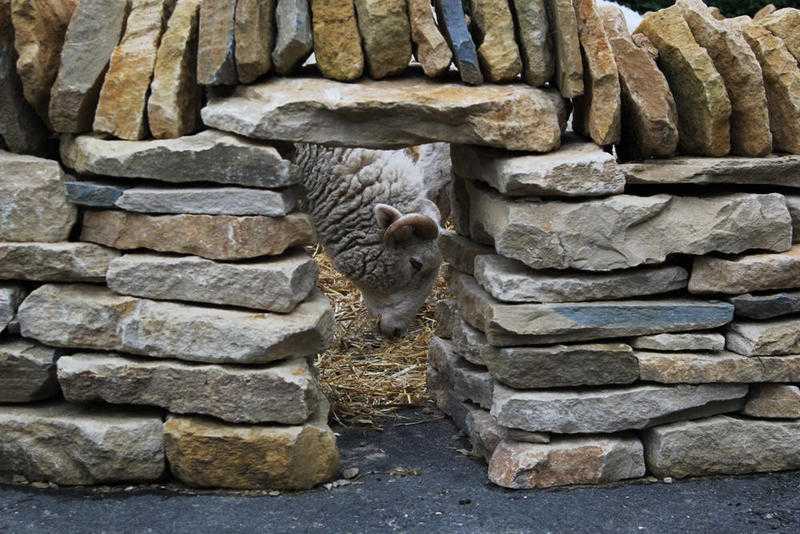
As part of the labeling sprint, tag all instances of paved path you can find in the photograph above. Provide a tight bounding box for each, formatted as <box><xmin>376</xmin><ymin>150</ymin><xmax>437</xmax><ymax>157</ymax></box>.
<box><xmin>2</xmin><ymin>410</ymin><xmax>799</xmax><ymax>533</ymax></box>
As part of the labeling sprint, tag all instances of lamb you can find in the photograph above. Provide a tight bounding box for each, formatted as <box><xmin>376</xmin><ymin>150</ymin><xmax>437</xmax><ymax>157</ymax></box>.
<box><xmin>293</xmin><ymin>143</ymin><xmax>443</xmax><ymax>338</ymax></box>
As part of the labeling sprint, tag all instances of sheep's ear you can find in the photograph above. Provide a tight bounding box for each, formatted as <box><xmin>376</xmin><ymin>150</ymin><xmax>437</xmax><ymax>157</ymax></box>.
<box><xmin>374</xmin><ymin>204</ymin><xmax>403</xmax><ymax>230</ymax></box>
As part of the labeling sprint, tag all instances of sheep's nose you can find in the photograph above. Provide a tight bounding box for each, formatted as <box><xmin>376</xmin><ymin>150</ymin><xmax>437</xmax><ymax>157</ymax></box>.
<box><xmin>378</xmin><ymin>318</ymin><xmax>406</xmax><ymax>338</ymax></box>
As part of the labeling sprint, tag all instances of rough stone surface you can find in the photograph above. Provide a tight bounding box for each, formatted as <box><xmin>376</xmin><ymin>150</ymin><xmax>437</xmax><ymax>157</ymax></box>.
<box><xmin>451</xmin><ymin>318</ymin><xmax>488</xmax><ymax>367</ymax></box>
<box><xmin>545</xmin><ymin>0</ymin><xmax>583</xmax><ymax>97</ymax></box>
<box><xmin>107</xmin><ymin>251</ymin><xmax>318</xmax><ymax>312</ymax></box>
<box><xmin>633</xmin><ymin>351</ymin><xmax>800</xmax><ymax>384</ymax></box>
<box><xmin>18</xmin><ymin>284</ymin><xmax>334</xmax><ymax>365</ymax></box>
<box><xmin>164</xmin><ymin>410</ymin><xmax>339</xmax><ymax>490</ymax></box>
<box><xmin>65</xmin><ymin>181</ymin><xmax>128</xmax><ymax>208</ymax></box>
<box><xmin>451</xmin><ymin>272</ymin><xmax>734</xmax><ymax>347</ymax></box>
<box><xmin>0</xmin><ymin>403</ymin><xmax>165</xmax><ymax>485</ymax></box>
<box><xmin>727</xmin><ymin>318</ymin><xmax>800</xmax><ymax>357</ymax></box>
<box><xmin>621</xmin><ymin>155</ymin><xmax>800</xmax><ymax>186</ymax></box>
<box><xmin>510</xmin><ymin>0</ymin><xmax>553</xmax><ymax>86</ymax></box>
<box><xmin>730</xmin><ymin>291</ymin><xmax>800</xmax><ymax>320</ymax></box>
<box><xmin>599</xmin><ymin>4</ymin><xmax>678</xmax><ymax>159</ymax></box>
<box><xmin>429</xmin><ymin>337</ymin><xmax>493</xmax><ymax>409</ymax></box>
<box><xmin>632</xmin><ymin>333</ymin><xmax>725</xmax><ymax>352</ymax></box>
<box><xmin>0</xmin><ymin>340</ymin><xmax>57</xmax><ymax>402</ymax></box>
<box><xmin>113</xmin><ymin>185</ymin><xmax>298</xmax><ymax>216</ymax></box>
<box><xmin>81</xmin><ymin>210</ymin><xmax>314</xmax><ymax>260</ymax></box>
<box><xmin>468</xmin><ymin>0</ymin><xmax>521</xmax><ymax>82</ymax></box>
<box><xmin>58</xmin><ymin>353</ymin><xmax>321</xmax><ymax>424</ymax></box>
<box><xmin>481</xmin><ymin>343</ymin><xmax>638</xmax><ymax>389</ymax></box>
<box><xmin>439</xmin><ymin>230</ymin><xmax>493</xmax><ymax>275</ymax></box>
<box><xmin>0</xmin><ymin>151</ymin><xmax>76</xmax><ymax>242</ymax></box>
<box><xmin>202</xmin><ymin>76</ymin><xmax>567</xmax><ymax>152</ymax></box>
<box><xmin>755</xmin><ymin>4</ymin><xmax>777</xmax><ymax>20</ymax></box>
<box><xmin>492</xmin><ymin>382</ymin><xmax>748</xmax><ymax>434</ymax></box>
<box><xmin>60</xmin><ymin>131</ymin><xmax>296</xmax><ymax>188</ymax></box>
<box><xmin>643</xmin><ymin>416</ymin><xmax>800</xmax><ymax>479</ymax></box>
<box><xmin>272</xmin><ymin>0</ymin><xmax>313</xmax><ymax>75</ymax></box>
<box><xmin>148</xmin><ymin>0</ymin><xmax>202</xmax><ymax>139</ymax></box>
<box><xmin>467</xmin><ymin>183</ymin><xmax>791</xmax><ymax>272</ymax></box>
<box><xmin>756</xmin><ymin>8</ymin><xmax>800</xmax><ymax>62</ymax></box>
<box><xmin>435</xmin><ymin>0</ymin><xmax>482</xmax><ymax>85</ymax></box>
<box><xmin>434</xmin><ymin>298</ymin><xmax>458</xmax><ymax>339</ymax></box>
<box><xmin>94</xmin><ymin>0</ymin><xmax>174</xmax><ymax>140</ymax></box>
<box><xmin>474</xmin><ymin>255</ymin><xmax>687</xmax><ymax>303</ymax></box>
<box><xmin>573</xmin><ymin>0</ymin><xmax>621</xmax><ymax>146</ymax></box>
<box><xmin>488</xmin><ymin>437</ymin><xmax>645</xmax><ymax>490</ymax></box>
<box><xmin>48</xmin><ymin>0</ymin><xmax>128</xmax><ymax>133</ymax></box>
<box><xmin>744</xmin><ymin>385</ymin><xmax>800</xmax><ymax>419</ymax></box>
<box><xmin>235</xmin><ymin>0</ymin><xmax>273</xmax><ymax>83</ymax></box>
<box><xmin>787</xmin><ymin>195</ymin><xmax>800</xmax><ymax>241</ymax></box>
<box><xmin>450</xmin><ymin>139</ymin><xmax>624</xmax><ymax>197</ymax></box>
<box><xmin>408</xmin><ymin>0</ymin><xmax>451</xmax><ymax>78</ymax></box>
<box><xmin>310</xmin><ymin>0</ymin><xmax>364</xmax><ymax>81</ymax></box>
<box><xmin>636</xmin><ymin>6</ymin><xmax>731</xmax><ymax>156</ymax></box>
<box><xmin>0</xmin><ymin>242</ymin><xmax>119</xmax><ymax>282</ymax></box>
<box><xmin>197</xmin><ymin>0</ymin><xmax>237</xmax><ymax>85</ymax></box>
<box><xmin>354</xmin><ymin>0</ymin><xmax>412</xmax><ymax>79</ymax></box>
<box><xmin>0</xmin><ymin>283</ymin><xmax>24</xmax><ymax>331</ymax></box>
<box><xmin>689</xmin><ymin>246</ymin><xmax>800</xmax><ymax>295</ymax></box>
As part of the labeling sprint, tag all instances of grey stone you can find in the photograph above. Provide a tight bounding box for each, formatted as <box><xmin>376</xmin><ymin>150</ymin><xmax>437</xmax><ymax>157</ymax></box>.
<box><xmin>434</xmin><ymin>0</ymin><xmax>482</xmax><ymax>85</ymax></box>
<box><xmin>0</xmin><ymin>402</ymin><xmax>165</xmax><ymax>485</ymax></box>
<box><xmin>631</xmin><ymin>333</ymin><xmax>726</xmax><ymax>352</ymax></box>
<box><xmin>727</xmin><ymin>318</ymin><xmax>800</xmax><ymax>356</ymax></box>
<box><xmin>636</xmin><ymin>351</ymin><xmax>800</xmax><ymax>384</ymax></box>
<box><xmin>744</xmin><ymin>385</ymin><xmax>800</xmax><ymax>419</ymax></box>
<box><xmin>474</xmin><ymin>255</ymin><xmax>688</xmax><ymax>303</ymax></box>
<box><xmin>429</xmin><ymin>337</ymin><xmax>492</xmax><ymax>409</ymax></box>
<box><xmin>107</xmin><ymin>251</ymin><xmax>318</xmax><ymax>313</ymax></box>
<box><xmin>643</xmin><ymin>416</ymin><xmax>800</xmax><ymax>478</ymax></box>
<box><xmin>201</xmin><ymin>76</ymin><xmax>568</xmax><ymax>152</ymax></box>
<box><xmin>451</xmin><ymin>140</ymin><xmax>624</xmax><ymax>197</ymax></box>
<box><xmin>492</xmin><ymin>382</ymin><xmax>748</xmax><ymax>434</ymax></box>
<box><xmin>18</xmin><ymin>284</ymin><xmax>334</xmax><ymax>365</ymax></box>
<box><xmin>272</xmin><ymin>0</ymin><xmax>313</xmax><ymax>74</ymax></box>
<box><xmin>0</xmin><ymin>340</ymin><xmax>57</xmax><ymax>403</ymax></box>
<box><xmin>545</xmin><ymin>0</ymin><xmax>584</xmax><ymax>97</ymax></box>
<box><xmin>60</xmin><ymin>131</ymin><xmax>297</xmax><ymax>189</ymax></box>
<box><xmin>451</xmin><ymin>272</ymin><xmax>734</xmax><ymax>347</ymax></box>
<box><xmin>467</xmin><ymin>182</ymin><xmax>792</xmax><ymax>271</ymax></box>
<box><xmin>115</xmin><ymin>186</ymin><xmax>297</xmax><ymax>216</ymax></box>
<box><xmin>0</xmin><ymin>242</ymin><xmax>119</xmax><ymax>282</ymax></box>
<box><xmin>439</xmin><ymin>231</ymin><xmax>493</xmax><ymax>275</ymax></box>
<box><xmin>58</xmin><ymin>353</ymin><xmax>321</xmax><ymax>424</ymax></box>
<box><xmin>786</xmin><ymin>195</ymin><xmax>800</xmax><ymax>243</ymax></box>
<box><xmin>481</xmin><ymin>343</ymin><xmax>638</xmax><ymax>389</ymax></box>
<box><xmin>197</xmin><ymin>0</ymin><xmax>237</xmax><ymax>85</ymax></box>
<box><xmin>689</xmin><ymin>246</ymin><xmax>800</xmax><ymax>295</ymax></box>
<box><xmin>451</xmin><ymin>318</ymin><xmax>488</xmax><ymax>367</ymax></box>
<box><xmin>0</xmin><ymin>283</ymin><xmax>25</xmax><ymax>332</ymax></box>
<box><xmin>65</xmin><ymin>181</ymin><xmax>129</xmax><ymax>208</ymax></box>
<box><xmin>434</xmin><ymin>298</ymin><xmax>458</xmax><ymax>339</ymax></box>
<box><xmin>510</xmin><ymin>0</ymin><xmax>553</xmax><ymax>86</ymax></box>
<box><xmin>0</xmin><ymin>151</ymin><xmax>77</xmax><ymax>242</ymax></box>
<box><xmin>621</xmin><ymin>155</ymin><xmax>800</xmax><ymax>187</ymax></box>
<box><xmin>730</xmin><ymin>291</ymin><xmax>800</xmax><ymax>320</ymax></box>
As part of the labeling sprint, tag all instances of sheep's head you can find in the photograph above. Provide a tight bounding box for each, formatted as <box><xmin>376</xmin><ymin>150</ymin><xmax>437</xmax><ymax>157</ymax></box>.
<box><xmin>358</xmin><ymin>203</ymin><xmax>442</xmax><ymax>338</ymax></box>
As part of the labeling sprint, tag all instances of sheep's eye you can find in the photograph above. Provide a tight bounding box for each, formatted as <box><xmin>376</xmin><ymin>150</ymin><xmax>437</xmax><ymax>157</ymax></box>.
<box><xmin>410</xmin><ymin>258</ymin><xmax>423</xmax><ymax>272</ymax></box>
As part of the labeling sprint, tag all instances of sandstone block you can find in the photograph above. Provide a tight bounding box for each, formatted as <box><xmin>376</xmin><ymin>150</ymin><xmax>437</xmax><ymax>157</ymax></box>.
<box><xmin>492</xmin><ymin>382</ymin><xmax>748</xmax><ymax>434</ymax></box>
<box><xmin>727</xmin><ymin>318</ymin><xmax>800</xmax><ymax>356</ymax></box>
<box><xmin>0</xmin><ymin>403</ymin><xmax>165</xmax><ymax>485</ymax></box>
<box><xmin>755</xmin><ymin>4</ymin><xmax>777</xmax><ymax>20</ymax></box>
<box><xmin>310</xmin><ymin>0</ymin><xmax>364</xmax><ymax>81</ymax></box>
<box><xmin>19</xmin><ymin>284</ymin><xmax>334</xmax><ymax>364</ymax></box>
<box><xmin>545</xmin><ymin>0</ymin><xmax>583</xmax><ymax>97</ymax></box>
<box><xmin>730</xmin><ymin>291</ymin><xmax>800</xmax><ymax>320</ymax></box>
<box><xmin>621</xmin><ymin>155</ymin><xmax>800</xmax><ymax>186</ymax></box>
<box><xmin>234</xmin><ymin>0</ymin><xmax>273</xmax><ymax>83</ymax></box>
<box><xmin>756</xmin><ymin>8</ymin><xmax>800</xmax><ymax>62</ymax></box>
<box><xmin>60</xmin><ymin>131</ymin><xmax>296</xmax><ymax>188</ymax></box>
<box><xmin>689</xmin><ymin>246</ymin><xmax>800</xmax><ymax>295</ymax></box>
<box><xmin>408</xmin><ymin>0</ymin><xmax>451</xmax><ymax>78</ymax></box>
<box><xmin>355</xmin><ymin>0</ymin><xmax>412</xmax><ymax>79</ymax></box>
<box><xmin>468</xmin><ymin>0</ymin><xmax>521</xmax><ymax>82</ymax></box>
<box><xmin>202</xmin><ymin>76</ymin><xmax>567</xmax><ymax>152</ymax></box>
<box><xmin>0</xmin><ymin>339</ymin><xmax>57</xmax><ymax>402</ymax></box>
<box><xmin>197</xmin><ymin>0</ymin><xmax>237</xmax><ymax>85</ymax></box>
<box><xmin>0</xmin><ymin>283</ymin><xmax>24</xmax><ymax>331</ymax></box>
<box><xmin>439</xmin><ymin>230</ymin><xmax>492</xmax><ymax>275</ymax></box>
<box><xmin>632</xmin><ymin>333</ymin><xmax>725</xmax><ymax>352</ymax></box>
<box><xmin>510</xmin><ymin>0</ymin><xmax>553</xmax><ymax>86</ymax></box>
<box><xmin>0</xmin><ymin>242</ymin><xmax>119</xmax><ymax>282</ymax></box>
<box><xmin>272</xmin><ymin>0</ymin><xmax>313</xmax><ymax>75</ymax></box>
<box><xmin>744</xmin><ymin>385</ymin><xmax>800</xmax><ymax>419</ymax></box>
<box><xmin>435</xmin><ymin>0</ymin><xmax>482</xmax><ymax>85</ymax></box>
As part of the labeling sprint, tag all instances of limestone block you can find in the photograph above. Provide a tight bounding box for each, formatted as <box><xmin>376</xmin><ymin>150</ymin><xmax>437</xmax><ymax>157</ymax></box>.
<box><xmin>272</xmin><ymin>0</ymin><xmax>313</xmax><ymax>75</ymax></box>
<box><xmin>0</xmin><ymin>283</ymin><xmax>24</xmax><ymax>331</ymax></box>
<box><xmin>468</xmin><ymin>0</ymin><xmax>521</xmax><ymax>82</ymax></box>
<box><xmin>235</xmin><ymin>0</ymin><xmax>273</xmax><ymax>83</ymax></box>
<box><xmin>408</xmin><ymin>0</ymin><xmax>452</xmax><ymax>78</ymax></box>
<box><xmin>197</xmin><ymin>0</ymin><xmax>237</xmax><ymax>85</ymax></box>
<box><xmin>0</xmin><ymin>242</ymin><xmax>119</xmax><ymax>282</ymax></box>
<box><xmin>435</xmin><ymin>0</ymin><xmax>482</xmax><ymax>85</ymax></box>
<box><xmin>354</xmin><ymin>0</ymin><xmax>412</xmax><ymax>79</ymax></box>
<box><xmin>689</xmin><ymin>246</ymin><xmax>800</xmax><ymax>295</ymax></box>
<box><xmin>545</xmin><ymin>0</ymin><xmax>583</xmax><ymax>97</ymax></box>
<box><xmin>429</xmin><ymin>337</ymin><xmax>493</xmax><ymax>409</ymax></box>
<box><xmin>438</xmin><ymin>230</ymin><xmax>492</xmax><ymax>275</ymax></box>
<box><xmin>451</xmin><ymin>318</ymin><xmax>487</xmax><ymax>367</ymax></box>
<box><xmin>0</xmin><ymin>340</ymin><xmax>58</xmax><ymax>402</ymax></box>
<box><xmin>636</xmin><ymin>351</ymin><xmax>800</xmax><ymax>384</ymax></box>
<box><xmin>310</xmin><ymin>0</ymin><xmax>364</xmax><ymax>81</ymax></box>
<box><xmin>632</xmin><ymin>333</ymin><xmax>725</xmax><ymax>352</ymax></box>
<box><xmin>509</xmin><ymin>0</ymin><xmax>553</xmax><ymax>86</ymax></box>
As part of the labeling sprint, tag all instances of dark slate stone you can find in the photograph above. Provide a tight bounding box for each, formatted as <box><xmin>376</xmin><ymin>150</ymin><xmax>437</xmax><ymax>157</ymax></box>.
<box><xmin>272</xmin><ymin>0</ymin><xmax>314</xmax><ymax>75</ymax></box>
<box><xmin>730</xmin><ymin>291</ymin><xmax>800</xmax><ymax>320</ymax></box>
<box><xmin>65</xmin><ymin>181</ymin><xmax>129</xmax><ymax>208</ymax></box>
<box><xmin>435</xmin><ymin>0</ymin><xmax>483</xmax><ymax>85</ymax></box>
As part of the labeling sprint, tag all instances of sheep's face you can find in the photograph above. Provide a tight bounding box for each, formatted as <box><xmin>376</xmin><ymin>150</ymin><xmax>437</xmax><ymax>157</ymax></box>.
<box><xmin>359</xmin><ymin>204</ymin><xmax>442</xmax><ymax>338</ymax></box>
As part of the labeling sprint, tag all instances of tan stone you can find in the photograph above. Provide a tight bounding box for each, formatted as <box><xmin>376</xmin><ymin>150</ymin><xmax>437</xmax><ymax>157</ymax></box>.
<box><xmin>310</xmin><ymin>0</ymin><xmax>364</xmax><ymax>81</ymax></box>
<box><xmin>148</xmin><ymin>0</ymin><xmax>202</xmax><ymax>139</ymax></box>
<box><xmin>469</xmin><ymin>0</ymin><xmax>522</xmax><ymax>82</ymax></box>
<box><xmin>756</xmin><ymin>8</ymin><xmax>800</xmax><ymax>63</ymax></box>
<box><xmin>707</xmin><ymin>6</ymin><xmax>723</xmax><ymax>20</ymax></box>
<box><xmin>744</xmin><ymin>384</ymin><xmax>800</xmax><ymax>418</ymax></box>
<box><xmin>354</xmin><ymin>0</ymin><xmax>411</xmax><ymax>79</ymax></box>
<box><xmin>94</xmin><ymin>0</ymin><xmax>174</xmax><ymax>140</ymax></box>
<box><xmin>510</xmin><ymin>0</ymin><xmax>553</xmax><ymax>86</ymax></box>
<box><xmin>197</xmin><ymin>0</ymin><xmax>237</xmax><ymax>85</ymax></box>
<box><xmin>235</xmin><ymin>0</ymin><xmax>273</xmax><ymax>83</ymax></box>
<box><xmin>572</xmin><ymin>0</ymin><xmax>621</xmax><ymax>146</ymax></box>
<box><xmin>754</xmin><ymin>4</ymin><xmax>777</xmax><ymax>21</ymax></box>
<box><xmin>546</xmin><ymin>0</ymin><xmax>584</xmax><ymax>97</ymax></box>
<box><xmin>80</xmin><ymin>210</ymin><xmax>315</xmax><ymax>260</ymax></box>
<box><xmin>408</xmin><ymin>0</ymin><xmax>452</xmax><ymax>78</ymax></box>
<box><xmin>636</xmin><ymin>6</ymin><xmax>731</xmax><ymax>156</ymax></box>
<box><xmin>10</xmin><ymin>0</ymin><xmax>77</xmax><ymax>122</ymax></box>
<box><xmin>632</xmin><ymin>32</ymin><xmax>659</xmax><ymax>60</ymax></box>
<box><xmin>164</xmin><ymin>411</ymin><xmax>339</xmax><ymax>490</ymax></box>
<box><xmin>679</xmin><ymin>0</ymin><xmax>772</xmax><ymax>157</ymax></box>
<box><xmin>599</xmin><ymin>4</ymin><xmax>677</xmax><ymax>159</ymax></box>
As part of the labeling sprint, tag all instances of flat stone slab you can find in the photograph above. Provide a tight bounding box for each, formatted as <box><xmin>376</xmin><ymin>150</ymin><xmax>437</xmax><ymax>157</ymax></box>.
<box><xmin>492</xmin><ymin>382</ymin><xmax>748</xmax><ymax>434</ymax></box>
<box><xmin>450</xmin><ymin>139</ymin><xmax>624</xmax><ymax>197</ymax></box>
<box><xmin>636</xmin><ymin>351</ymin><xmax>800</xmax><ymax>384</ymax></box>
<box><xmin>0</xmin><ymin>403</ymin><xmax>165</xmax><ymax>486</ymax></box>
<box><xmin>0</xmin><ymin>283</ymin><xmax>24</xmax><ymax>332</ymax></box>
<box><xmin>621</xmin><ymin>156</ymin><xmax>800</xmax><ymax>186</ymax></box>
<box><xmin>439</xmin><ymin>231</ymin><xmax>493</xmax><ymax>276</ymax></box>
<box><xmin>0</xmin><ymin>242</ymin><xmax>119</xmax><ymax>282</ymax></box>
<box><xmin>58</xmin><ymin>353</ymin><xmax>321</xmax><ymax>424</ymax></box>
<box><xmin>468</xmin><ymin>182</ymin><xmax>792</xmax><ymax>271</ymax></box>
<box><xmin>429</xmin><ymin>337</ymin><xmax>493</xmax><ymax>410</ymax></box>
<box><xmin>201</xmin><ymin>76</ymin><xmax>568</xmax><ymax>152</ymax></box>
<box><xmin>60</xmin><ymin>130</ymin><xmax>297</xmax><ymax>188</ymax></box>
<box><xmin>0</xmin><ymin>340</ymin><xmax>58</xmax><ymax>403</ymax></box>
<box><xmin>451</xmin><ymin>272</ymin><xmax>734</xmax><ymax>346</ymax></box>
<box><xmin>730</xmin><ymin>291</ymin><xmax>800</xmax><ymax>320</ymax></box>
<box><xmin>107</xmin><ymin>251</ymin><xmax>318</xmax><ymax>313</ymax></box>
<box><xmin>744</xmin><ymin>385</ymin><xmax>800</xmax><ymax>419</ymax></box>
<box><xmin>488</xmin><ymin>437</ymin><xmax>645</xmax><ymax>489</ymax></box>
<box><xmin>689</xmin><ymin>246</ymin><xmax>800</xmax><ymax>295</ymax></box>
<box><xmin>18</xmin><ymin>284</ymin><xmax>334</xmax><ymax>365</ymax></box>
<box><xmin>727</xmin><ymin>318</ymin><xmax>800</xmax><ymax>356</ymax></box>
<box><xmin>474</xmin><ymin>255</ymin><xmax>688</xmax><ymax>303</ymax></box>
<box><xmin>632</xmin><ymin>333</ymin><xmax>726</xmax><ymax>352</ymax></box>
<box><xmin>643</xmin><ymin>416</ymin><xmax>800</xmax><ymax>479</ymax></box>
<box><xmin>164</xmin><ymin>410</ymin><xmax>339</xmax><ymax>490</ymax></box>
<box><xmin>451</xmin><ymin>318</ymin><xmax>488</xmax><ymax>367</ymax></box>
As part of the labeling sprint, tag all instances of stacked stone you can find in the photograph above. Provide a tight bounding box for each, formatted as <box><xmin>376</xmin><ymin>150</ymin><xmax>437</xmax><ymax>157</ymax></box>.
<box><xmin>431</xmin><ymin>139</ymin><xmax>800</xmax><ymax>489</ymax></box>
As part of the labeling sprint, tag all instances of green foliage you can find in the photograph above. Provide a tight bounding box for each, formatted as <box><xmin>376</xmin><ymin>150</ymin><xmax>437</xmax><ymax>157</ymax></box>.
<box><xmin>616</xmin><ymin>0</ymin><xmax>800</xmax><ymax>17</ymax></box>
